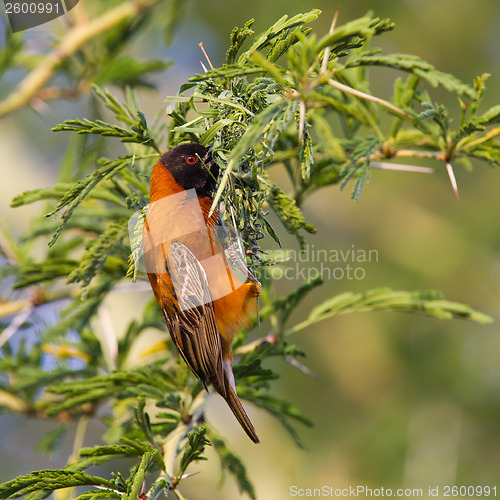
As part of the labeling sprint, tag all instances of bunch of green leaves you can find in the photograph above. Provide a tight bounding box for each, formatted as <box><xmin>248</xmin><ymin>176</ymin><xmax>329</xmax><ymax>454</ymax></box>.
<box><xmin>185</xmin><ymin>9</ymin><xmax>499</xmax><ymax>215</ymax></box>
<box><xmin>0</xmin><ymin>8</ymin><xmax>497</xmax><ymax>500</ymax></box>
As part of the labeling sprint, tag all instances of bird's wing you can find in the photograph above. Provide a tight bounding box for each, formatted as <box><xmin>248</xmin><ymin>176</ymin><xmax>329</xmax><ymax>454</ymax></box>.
<box><xmin>164</xmin><ymin>241</ymin><xmax>225</xmax><ymax>395</ymax></box>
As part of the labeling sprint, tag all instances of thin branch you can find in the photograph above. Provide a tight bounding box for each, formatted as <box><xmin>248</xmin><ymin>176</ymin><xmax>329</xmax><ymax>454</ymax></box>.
<box><xmin>285</xmin><ymin>356</ymin><xmax>317</xmax><ymax>378</ymax></box>
<box><xmin>69</xmin><ymin>415</ymin><xmax>90</xmax><ymax>462</ymax></box>
<box><xmin>371</xmin><ymin>162</ymin><xmax>435</xmax><ymax>174</ymax></box>
<box><xmin>198</xmin><ymin>59</ymin><xmax>208</xmax><ymax>73</ymax></box>
<box><xmin>172</xmin><ymin>486</ymin><xmax>188</xmax><ymax>500</ymax></box>
<box><xmin>394</xmin><ymin>149</ymin><xmax>445</xmax><ymax>160</ymax></box>
<box><xmin>298</xmin><ymin>100</ymin><xmax>306</xmax><ymax>146</ymax></box>
<box><xmin>446</xmin><ymin>162</ymin><xmax>460</xmax><ymax>198</ymax></box>
<box><xmin>198</xmin><ymin>42</ymin><xmax>215</xmax><ymax>70</ymax></box>
<box><xmin>320</xmin><ymin>7</ymin><xmax>339</xmax><ymax>74</ymax></box>
<box><xmin>328</xmin><ymin>78</ymin><xmax>413</xmax><ymax>119</ymax></box>
<box><xmin>461</xmin><ymin>126</ymin><xmax>500</xmax><ymax>149</ymax></box>
<box><xmin>0</xmin><ymin>0</ymin><xmax>161</xmax><ymax>117</ymax></box>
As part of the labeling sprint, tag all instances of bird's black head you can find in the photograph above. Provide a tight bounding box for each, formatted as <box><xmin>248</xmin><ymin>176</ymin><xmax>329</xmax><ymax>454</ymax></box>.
<box><xmin>159</xmin><ymin>142</ymin><xmax>218</xmax><ymax>196</ymax></box>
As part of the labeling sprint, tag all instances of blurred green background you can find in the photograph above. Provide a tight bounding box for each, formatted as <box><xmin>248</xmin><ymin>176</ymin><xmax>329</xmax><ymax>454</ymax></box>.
<box><xmin>1</xmin><ymin>0</ymin><xmax>499</xmax><ymax>498</ymax></box>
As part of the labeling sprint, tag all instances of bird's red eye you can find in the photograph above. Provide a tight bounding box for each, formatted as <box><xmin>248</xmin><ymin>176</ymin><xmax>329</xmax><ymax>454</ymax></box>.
<box><xmin>186</xmin><ymin>156</ymin><xmax>197</xmax><ymax>164</ymax></box>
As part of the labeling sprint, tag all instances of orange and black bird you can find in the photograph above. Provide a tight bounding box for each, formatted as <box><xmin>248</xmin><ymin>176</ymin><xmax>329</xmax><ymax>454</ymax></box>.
<box><xmin>143</xmin><ymin>142</ymin><xmax>261</xmax><ymax>443</ymax></box>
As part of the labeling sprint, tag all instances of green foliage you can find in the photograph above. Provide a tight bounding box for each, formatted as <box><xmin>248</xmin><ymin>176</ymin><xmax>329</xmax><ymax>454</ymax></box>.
<box><xmin>286</xmin><ymin>288</ymin><xmax>493</xmax><ymax>336</ymax></box>
<box><xmin>0</xmin><ymin>6</ymin><xmax>498</xmax><ymax>500</ymax></box>
<box><xmin>52</xmin><ymin>86</ymin><xmax>162</xmax><ymax>153</ymax></box>
<box><xmin>208</xmin><ymin>430</ymin><xmax>256</xmax><ymax>499</ymax></box>
<box><xmin>266</xmin><ymin>179</ymin><xmax>317</xmax><ymax>248</ymax></box>
<box><xmin>0</xmin><ymin>470</ymin><xmax>118</xmax><ymax>499</ymax></box>
<box><xmin>241</xmin><ymin>385</ymin><xmax>313</xmax><ymax>448</ymax></box>
<box><xmin>340</xmin><ymin>136</ymin><xmax>378</xmax><ymax>202</ymax></box>
<box><xmin>345</xmin><ymin>52</ymin><xmax>476</xmax><ymax>97</ymax></box>
<box><xmin>67</xmin><ymin>220</ymin><xmax>129</xmax><ymax>288</ymax></box>
<box><xmin>176</xmin><ymin>428</ymin><xmax>210</xmax><ymax>484</ymax></box>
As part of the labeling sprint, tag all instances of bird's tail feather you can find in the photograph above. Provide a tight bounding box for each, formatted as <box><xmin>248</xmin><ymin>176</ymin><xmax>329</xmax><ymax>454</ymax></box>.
<box><xmin>224</xmin><ymin>384</ymin><xmax>260</xmax><ymax>444</ymax></box>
